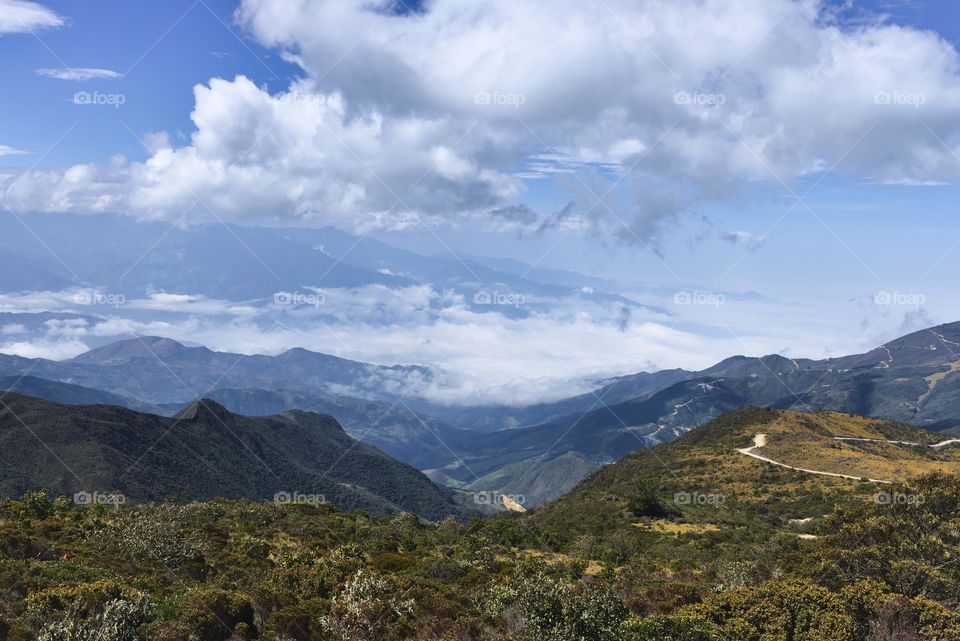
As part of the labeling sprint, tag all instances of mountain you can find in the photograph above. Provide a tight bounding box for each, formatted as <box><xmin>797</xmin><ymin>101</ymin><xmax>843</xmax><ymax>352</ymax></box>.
<box><xmin>0</xmin><ymin>373</ymin><xmax>468</xmax><ymax>469</ymax></box>
<box><xmin>0</xmin><ymin>214</ymin><xmax>653</xmax><ymax>315</ymax></box>
<box><xmin>0</xmin><ymin>375</ymin><xmax>145</xmax><ymax>409</ymax></box>
<box><xmin>0</xmin><ymin>213</ymin><xmax>408</xmax><ymax>298</ymax></box>
<box><xmin>0</xmin><ymin>336</ymin><xmax>432</xmax><ymax>405</ymax></box>
<box><xmin>268</xmin><ymin>226</ymin><xmax>663</xmax><ymax>316</ymax></box>
<box><xmin>0</xmin><ymin>335</ymin><xmax>468</xmax><ymax>470</ymax></box>
<box><xmin>6</xmin><ymin>408</ymin><xmax>960</xmax><ymax>641</ymax></box>
<box><xmin>196</xmin><ymin>387</ymin><xmax>473</xmax><ymax>469</ymax></box>
<box><xmin>425</xmin><ymin>321</ymin><xmax>960</xmax><ymax>505</ymax></box>
<box><xmin>7</xmin><ymin>321</ymin><xmax>960</xmax><ymax>510</ymax></box>
<box><xmin>419</xmin><ymin>367</ymin><xmax>692</xmax><ymax>432</ymax></box>
<box><xmin>0</xmin><ymin>392</ymin><xmax>472</xmax><ymax>520</ymax></box>
<box><xmin>436</xmin><ymin>251</ymin><xmax>619</xmax><ymax>290</ymax></box>
<box><xmin>427</xmin><ymin>377</ymin><xmax>753</xmax><ymax>504</ymax></box>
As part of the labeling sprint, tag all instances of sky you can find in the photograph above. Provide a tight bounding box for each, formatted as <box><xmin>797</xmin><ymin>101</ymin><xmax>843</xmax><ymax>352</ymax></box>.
<box><xmin>1</xmin><ymin>0</ymin><xmax>960</xmax><ymax>403</ymax></box>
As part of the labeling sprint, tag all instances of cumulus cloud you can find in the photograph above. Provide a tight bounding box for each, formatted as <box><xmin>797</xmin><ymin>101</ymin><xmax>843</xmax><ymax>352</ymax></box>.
<box><xmin>0</xmin><ymin>0</ymin><xmax>62</xmax><ymax>34</ymax></box>
<box><xmin>36</xmin><ymin>67</ymin><xmax>123</xmax><ymax>81</ymax></box>
<box><xmin>2</xmin><ymin>77</ymin><xmax>522</xmax><ymax>225</ymax></box>
<box><xmin>4</xmin><ymin>0</ymin><xmax>960</xmax><ymax>243</ymax></box>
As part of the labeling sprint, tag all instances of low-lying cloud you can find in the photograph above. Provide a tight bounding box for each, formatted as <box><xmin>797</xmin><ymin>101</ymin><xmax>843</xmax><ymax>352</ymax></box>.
<box><xmin>0</xmin><ymin>280</ymin><xmax>929</xmax><ymax>405</ymax></box>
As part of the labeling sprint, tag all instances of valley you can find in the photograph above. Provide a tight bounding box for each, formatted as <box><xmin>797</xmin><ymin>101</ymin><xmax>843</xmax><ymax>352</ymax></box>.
<box><xmin>8</xmin><ymin>321</ymin><xmax>960</xmax><ymax>508</ymax></box>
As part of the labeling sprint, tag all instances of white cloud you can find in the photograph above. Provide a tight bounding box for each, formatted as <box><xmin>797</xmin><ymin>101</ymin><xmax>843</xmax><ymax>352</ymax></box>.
<box><xmin>1</xmin><ymin>77</ymin><xmax>521</xmax><ymax>225</ymax></box>
<box><xmin>0</xmin><ymin>339</ymin><xmax>87</xmax><ymax>360</ymax></box>
<box><xmin>36</xmin><ymin>67</ymin><xmax>123</xmax><ymax>81</ymax></box>
<box><xmin>0</xmin><ymin>282</ymin><xmax>834</xmax><ymax>405</ymax></box>
<box><xmin>720</xmin><ymin>230</ymin><xmax>769</xmax><ymax>249</ymax></box>
<box><xmin>1</xmin><ymin>278</ymin><xmax>956</xmax><ymax>404</ymax></box>
<box><xmin>0</xmin><ymin>0</ymin><xmax>62</xmax><ymax>34</ymax></box>
<box><xmin>3</xmin><ymin>0</ymin><xmax>960</xmax><ymax>243</ymax></box>
<box><xmin>0</xmin><ymin>145</ymin><xmax>27</xmax><ymax>156</ymax></box>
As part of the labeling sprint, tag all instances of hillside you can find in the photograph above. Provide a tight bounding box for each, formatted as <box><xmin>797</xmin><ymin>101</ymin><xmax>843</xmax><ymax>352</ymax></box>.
<box><xmin>0</xmin><ymin>377</ymin><xmax>470</xmax><ymax>469</ymax></box>
<box><xmin>428</xmin><ymin>379</ymin><xmax>745</xmax><ymax>505</ymax></box>
<box><xmin>197</xmin><ymin>388</ymin><xmax>473</xmax><ymax>469</ymax></box>
<box><xmin>0</xmin><ymin>375</ymin><xmax>139</xmax><ymax>408</ymax></box>
<box><xmin>0</xmin><ymin>393</ymin><xmax>471</xmax><ymax>521</ymax></box>
<box><xmin>532</xmin><ymin>408</ymin><xmax>960</xmax><ymax>539</ymax></box>
<box><xmin>3</xmin><ymin>409</ymin><xmax>960</xmax><ymax>640</ymax></box>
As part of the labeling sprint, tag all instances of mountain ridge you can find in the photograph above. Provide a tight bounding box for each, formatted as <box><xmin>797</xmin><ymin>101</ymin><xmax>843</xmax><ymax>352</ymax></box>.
<box><xmin>0</xmin><ymin>392</ymin><xmax>473</xmax><ymax>521</ymax></box>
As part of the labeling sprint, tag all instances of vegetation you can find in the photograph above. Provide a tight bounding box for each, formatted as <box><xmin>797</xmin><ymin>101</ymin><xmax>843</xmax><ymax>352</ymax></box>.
<box><xmin>0</xmin><ymin>393</ymin><xmax>473</xmax><ymax>521</ymax></box>
<box><xmin>2</xmin><ymin>408</ymin><xmax>960</xmax><ymax>639</ymax></box>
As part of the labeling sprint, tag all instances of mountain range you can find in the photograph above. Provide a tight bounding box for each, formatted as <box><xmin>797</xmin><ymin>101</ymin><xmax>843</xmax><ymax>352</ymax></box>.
<box><xmin>0</xmin><ymin>212</ymin><xmax>655</xmax><ymax>316</ymax></box>
<box><xmin>4</xmin><ymin>321</ymin><xmax>960</xmax><ymax>506</ymax></box>
<box><xmin>427</xmin><ymin>321</ymin><xmax>960</xmax><ymax>503</ymax></box>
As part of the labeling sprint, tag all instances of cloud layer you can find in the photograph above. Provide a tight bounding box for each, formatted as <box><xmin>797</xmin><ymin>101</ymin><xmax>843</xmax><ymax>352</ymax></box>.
<box><xmin>36</xmin><ymin>67</ymin><xmax>123</xmax><ymax>81</ymax></box>
<box><xmin>0</xmin><ymin>278</ymin><xmax>941</xmax><ymax>406</ymax></box>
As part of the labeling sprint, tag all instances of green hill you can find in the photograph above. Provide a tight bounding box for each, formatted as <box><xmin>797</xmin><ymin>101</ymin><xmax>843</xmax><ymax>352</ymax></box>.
<box><xmin>533</xmin><ymin>407</ymin><xmax>960</xmax><ymax>538</ymax></box>
<box><xmin>0</xmin><ymin>393</ymin><xmax>472</xmax><ymax>521</ymax></box>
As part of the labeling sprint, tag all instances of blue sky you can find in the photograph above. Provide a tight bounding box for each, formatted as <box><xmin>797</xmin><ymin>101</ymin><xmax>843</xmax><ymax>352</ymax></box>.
<box><xmin>2</xmin><ymin>0</ymin><xmax>960</xmax><ymax>379</ymax></box>
<box><xmin>2</xmin><ymin>0</ymin><xmax>953</xmax><ymax>282</ymax></box>
<box><xmin>0</xmin><ymin>0</ymin><xmax>300</xmax><ymax>165</ymax></box>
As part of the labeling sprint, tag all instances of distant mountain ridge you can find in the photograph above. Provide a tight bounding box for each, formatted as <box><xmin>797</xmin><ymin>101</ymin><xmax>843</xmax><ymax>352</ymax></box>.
<box><xmin>0</xmin><ymin>213</ymin><xmax>653</xmax><ymax>315</ymax></box>
<box><xmin>0</xmin><ymin>348</ymin><xmax>483</xmax><ymax>474</ymax></box>
<box><xmin>0</xmin><ymin>336</ymin><xmax>431</xmax><ymax>405</ymax></box>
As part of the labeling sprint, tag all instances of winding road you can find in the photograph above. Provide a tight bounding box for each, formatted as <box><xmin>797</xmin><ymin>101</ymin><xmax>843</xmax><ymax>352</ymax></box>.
<box><xmin>832</xmin><ymin>436</ymin><xmax>960</xmax><ymax>449</ymax></box>
<box><xmin>735</xmin><ymin>433</ymin><xmax>892</xmax><ymax>484</ymax></box>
